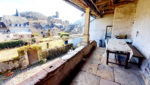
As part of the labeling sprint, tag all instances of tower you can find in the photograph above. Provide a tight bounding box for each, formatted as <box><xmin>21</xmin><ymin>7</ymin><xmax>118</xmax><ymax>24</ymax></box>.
<box><xmin>15</xmin><ymin>9</ymin><xmax>20</xmax><ymax>16</ymax></box>
<box><xmin>56</xmin><ymin>11</ymin><xmax>59</xmax><ymax>18</ymax></box>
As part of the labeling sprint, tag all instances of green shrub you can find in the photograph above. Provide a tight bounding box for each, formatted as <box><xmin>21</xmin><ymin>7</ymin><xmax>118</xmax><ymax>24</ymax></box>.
<box><xmin>41</xmin><ymin>44</ymin><xmax>73</xmax><ymax>60</ymax></box>
<box><xmin>58</xmin><ymin>32</ymin><xmax>70</xmax><ymax>38</ymax></box>
<box><xmin>31</xmin><ymin>38</ymin><xmax>36</xmax><ymax>43</ymax></box>
<box><xmin>0</xmin><ymin>40</ymin><xmax>27</xmax><ymax>49</ymax></box>
<box><xmin>30</xmin><ymin>45</ymin><xmax>41</xmax><ymax>51</ymax></box>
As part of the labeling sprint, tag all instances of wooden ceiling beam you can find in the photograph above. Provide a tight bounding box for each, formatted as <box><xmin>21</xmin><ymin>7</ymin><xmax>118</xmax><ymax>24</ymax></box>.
<box><xmin>64</xmin><ymin>0</ymin><xmax>85</xmax><ymax>12</ymax></box>
<box><xmin>83</xmin><ymin>0</ymin><xmax>102</xmax><ymax>17</ymax></box>
<box><xmin>65</xmin><ymin>0</ymin><xmax>135</xmax><ymax>17</ymax></box>
<box><xmin>103</xmin><ymin>10</ymin><xmax>114</xmax><ymax>15</ymax></box>
<box><xmin>96</xmin><ymin>0</ymin><xmax>110</xmax><ymax>6</ymax></box>
<box><xmin>65</xmin><ymin>0</ymin><xmax>97</xmax><ymax>18</ymax></box>
<box><xmin>72</xmin><ymin>0</ymin><xmax>88</xmax><ymax>8</ymax></box>
<box><xmin>90</xmin><ymin>0</ymin><xmax>102</xmax><ymax>16</ymax></box>
<box><xmin>104</xmin><ymin>6</ymin><xmax>114</xmax><ymax>10</ymax></box>
<box><xmin>91</xmin><ymin>11</ymin><xmax>99</xmax><ymax>17</ymax></box>
<box><xmin>91</xmin><ymin>0</ymin><xmax>100</xmax><ymax>13</ymax></box>
<box><xmin>98</xmin><ymin>6</ymin><xmax>115</xmax><ymax>11</ymax></box>
<box><xmin>114</xmin><ymin>0</ymin><xmax>135</xmax><ymax>7</ymax></box>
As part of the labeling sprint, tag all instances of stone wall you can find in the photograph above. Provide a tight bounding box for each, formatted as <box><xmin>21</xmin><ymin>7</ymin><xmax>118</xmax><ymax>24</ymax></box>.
<box><xmin>131</xmin><ymin>0</ymin><xmax>150</xmax><ymax>85</ymax></box>
<box><xmin>89</xmin><ymin>14</ymin><xmax>113</xmax><ymax>45</ymax></box>
<box><xmin>36</xmin><ymin>41</ymin><xmax>97</xmax><ymax>85</ymax></box>
<box><xmin>112</xmin><ymin>3</ymin><xmax>136</xmax><ymax>38</ymax></box>
<box><xmin>10</xmin><ymin>41</ymin><xmax>97</xmax><ymax>85</ymax></box>
<box><xmin>0</xmin><ymin>52</ymin><xmax>28</xmax><ymax>73</ymax></box>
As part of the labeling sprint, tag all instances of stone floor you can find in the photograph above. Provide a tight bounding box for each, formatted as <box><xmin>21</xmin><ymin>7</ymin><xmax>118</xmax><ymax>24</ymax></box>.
<box><xmin>67</xmin><ymin>47</ymin><xmax>145</xmax><ymax>85</ymax></box>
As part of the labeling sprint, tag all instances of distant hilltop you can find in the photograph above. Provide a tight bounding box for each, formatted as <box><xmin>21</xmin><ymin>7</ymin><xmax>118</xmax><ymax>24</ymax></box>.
<box><xmin>1</xmin><ymin>15</ymin><xmax>28</xmax><ymax>27</ymax></box>
<box><xmin>20</xmin><ymin>11</ymin><xmax>48</xmax><ymax>20</ymax></box>
<box><xmin>0</xmin><ymin>9</ymin><xmax>83</xmax><ymax>35</ymax></box>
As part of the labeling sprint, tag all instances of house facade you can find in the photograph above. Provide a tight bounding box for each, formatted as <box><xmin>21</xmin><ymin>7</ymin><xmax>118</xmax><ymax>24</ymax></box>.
<box><xmin>0</xmin><ymin>15</ymin><xmax>32</xmax><ymax>40</ymax></box>
<box><xmin>0</xmin><ymin>22</ymin><xmax>8</xmax><ymax>33</ymax></box>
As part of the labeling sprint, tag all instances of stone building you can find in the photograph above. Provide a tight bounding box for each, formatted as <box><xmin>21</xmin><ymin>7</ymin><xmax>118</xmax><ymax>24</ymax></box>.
<box><xmin>0</xmin><ymin>22</ymin><xmax>8</xmax><ymax>33</ymax></box>
<box><xmin>2</xmin><ymin>0</ymin><xmax>150</xmax><ymax>85</ymax></box>
<box><xmin>0</xmin><ymin>15</ymin><xmax>31</xmax><ymax>40</ymax></box>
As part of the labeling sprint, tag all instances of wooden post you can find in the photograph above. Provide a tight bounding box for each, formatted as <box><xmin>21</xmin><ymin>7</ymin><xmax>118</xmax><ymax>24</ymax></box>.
<box><xmin>83</xmin><ymin>8</ymin><xmax>90</xmax><ymax>45</ymax></box>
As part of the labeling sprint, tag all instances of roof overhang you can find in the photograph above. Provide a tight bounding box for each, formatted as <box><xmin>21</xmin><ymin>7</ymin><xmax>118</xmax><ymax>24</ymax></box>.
<box><xmin>64</xmin><ymin>0</ymin><xmax>136</xmax><ymax>18</ymax></box>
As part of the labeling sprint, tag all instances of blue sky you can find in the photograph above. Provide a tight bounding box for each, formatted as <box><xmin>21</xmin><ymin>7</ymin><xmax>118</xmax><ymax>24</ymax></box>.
<box><xmin>0</xmin><ymin>0</ymin><xmax>83</xmax><ymax>23</ymax></box>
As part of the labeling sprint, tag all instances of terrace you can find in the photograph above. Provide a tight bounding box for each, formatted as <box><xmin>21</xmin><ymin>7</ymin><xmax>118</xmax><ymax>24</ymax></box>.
<box><xmin>1</xmin><ymin>0</ymin><xmax>150</xmax><ymax>85</ymax></box>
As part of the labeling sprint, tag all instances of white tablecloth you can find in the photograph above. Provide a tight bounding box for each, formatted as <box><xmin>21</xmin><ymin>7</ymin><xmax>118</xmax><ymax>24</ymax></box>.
<box><xmin>106</xmin><ymin>39</ymin><xmax>133</xmax><ymax>59</ymax></box>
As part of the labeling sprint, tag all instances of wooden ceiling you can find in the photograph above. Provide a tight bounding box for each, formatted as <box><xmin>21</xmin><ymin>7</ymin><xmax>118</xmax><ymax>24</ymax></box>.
<box><xmin>64</xmin><ymin>0</ymin><xmax>136</xmax><ymax>17</ymax></box>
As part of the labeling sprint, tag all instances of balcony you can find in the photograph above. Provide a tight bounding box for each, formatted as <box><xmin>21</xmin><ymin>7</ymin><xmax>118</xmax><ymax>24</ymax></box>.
<box><xmin>1</xmin><ymin>41</ymin><xmax>145</xmax><ymax>85</ymax></box>
<box><xmin>62</xmin><ymin>47</ymin><xmax>144</xmax><ymax>85</ymax></box>
<box><xmin>1</xmin><ymin>0</ymin><xmax>150</xmax><ymax>85</ymax></box>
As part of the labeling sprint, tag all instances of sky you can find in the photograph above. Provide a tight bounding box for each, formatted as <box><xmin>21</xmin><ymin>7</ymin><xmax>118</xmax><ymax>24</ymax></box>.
<box><xmin>0</xmin><ymin>0</ymin><xmax>83</xmax><ymax>23</ymax></box>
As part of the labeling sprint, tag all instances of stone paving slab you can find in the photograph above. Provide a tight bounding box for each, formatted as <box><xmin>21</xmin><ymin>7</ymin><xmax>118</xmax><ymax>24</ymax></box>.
<box><xmin>84</xmin><ymin>48</ymin><xmax>103</xmax><ymax>64</ymax></box>
<box><xmin>81</xmin><ymin>63</ymin><xmax>98</xmax><ymax>75</ymax></box>
<box><xmin>100</xmin><ymin>79</ymin><xmax>120</xmax><ymax>85</ymax></box>
<box><xmin>86</xmin><ymin>58</ymin><xmax>101</xmax><ymax>64</ymax></box>
<box><xmin>100</xmin><ymin>56</ymin><xmax>107</xmax><ymax>65</ymax></box>
<box><xmin>97</xmin><ymin>64</ymin><xmax>114</xmax><ymax>81</ymax></box>
<box><xmin>69</xmin><ymin>47</ymin><xmax>143</xmax><ymax>85</ymax></box>
<box><xmin>71</xmin><ymin>71</ymin><xmax>100</xmax><ymax>85</ymax></box>
<box><xmin>114</xmin><ymin>68</ymin><xmax>141</xmax><ymax>85</ymax></box>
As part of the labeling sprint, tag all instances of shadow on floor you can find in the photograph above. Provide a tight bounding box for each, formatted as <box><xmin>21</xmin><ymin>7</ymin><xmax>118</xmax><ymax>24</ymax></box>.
<box><xmin>60</xmin><ymin>48</ymin><xmax>96</xmax><ymax>85</ymax></box>
<box><xmin>61</xmin><ymin>47</ymin><xmax>145</xmax><ymax>85</ymax></box>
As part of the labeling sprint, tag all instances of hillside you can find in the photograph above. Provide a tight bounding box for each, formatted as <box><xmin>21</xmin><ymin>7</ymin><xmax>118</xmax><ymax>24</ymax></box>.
<box><xmin>20</xmin><ymin>11</ymin><xmax>48</xmax><ymax>20</ymax></box>
<box><xmin>1</xmin><ymin>15</ymin><xmax>28</xmax><ymax>27</ymax></box>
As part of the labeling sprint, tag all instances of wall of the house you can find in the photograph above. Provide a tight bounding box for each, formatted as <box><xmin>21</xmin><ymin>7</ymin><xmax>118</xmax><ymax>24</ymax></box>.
<box><xmin>131</xmin><ymin>0</ymin><xmax>150</xmax><ymax>59</ymax></box>
<box><xmin>131</xmin><ymin>0</ymin><xmax>150</xmax><ymax>84</ymax></box>
<box><xmin>89</xmin><ymin>14</ymin><xmax>114</xmax><ymax>46</ymax></box>
<box><xmin>112</xmin><ymin>3</ymin><xmax>136</xmax><ymax>38</ymax></box>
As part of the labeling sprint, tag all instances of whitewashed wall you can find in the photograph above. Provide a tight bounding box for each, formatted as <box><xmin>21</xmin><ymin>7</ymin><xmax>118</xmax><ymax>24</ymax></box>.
<box><xmin>131</xmin><ymin>0</ymin><xmax>150</xmax><ymax>59</ymax></box>
<box><xmin>131</xmin><ymin>0</ymin><xmax>150</xmax><ymax>84</ymax></box>
<box><xmin>89</xmin><ymin>14</ymin><xmax>114</xmax><ymax>46</ymax></box>
<box><xmin>112</xmin><ymin>3</ymin><xmax>136</xmax><ymax>38</ymax></box>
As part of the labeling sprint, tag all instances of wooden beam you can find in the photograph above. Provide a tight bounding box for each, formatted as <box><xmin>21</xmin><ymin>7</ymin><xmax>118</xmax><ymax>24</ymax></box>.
<box><xmin>103</xmin><ymin>10</ymin><xmax>114</xmax><ymax>14</ymax></box>
<box><xmin>96</xmin><ymin>0</ymin><xmax>110</xmax><ymax>6</ymax></box>
<box><xmin>64</xmin><ymin>0</ymin><xmax>97</xmax><ymax>18</ymax></box>
<box><xmin>72</xmin><ymin>0</ymin><xmax>88</xmax><ymax>8</ymax></box>
<box><xmin>90</xmin><ymin>0</ymin><xmax>102</xmax><ymax>16</ymax></box>
<box><xmin>91</xmin><ymin>11</ymin><xmax>99</xmax><ymax>17</ymax></box>
<box><xmin>98</xmin><ymin>6</ymin><xmax>115</xmax><ymax>11</ymax></box>
<box><xmin>83</xmin><ymin>0</ymin><xmax>102</xmax><ymax>17</ymax></box>
<box><xmin>114</xmin><ymin>1</ymin><xmax>134</xmax><ymax>7</ymax></box>
<box><xmin>64</xmin><ymin>0</ymin><xmax>85</xmax><ymax>12</ymax></box>
<box><xmin>91</xmin><ymin>0</ymin><xmax>100</xmax><ymax>13</ymax></box>
<box><xmin>65</xmin><ymin>0</ymin><xmax>135</xmax><ymax>17</ymax></box>
<box><xmin>104</xmin><ymin>6</ymin><xmax>114</xmax><ymax>10</ymax></box>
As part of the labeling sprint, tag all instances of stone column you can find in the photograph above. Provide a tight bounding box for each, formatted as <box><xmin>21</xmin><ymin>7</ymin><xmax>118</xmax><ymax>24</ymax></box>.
<box><xmin>83</xmin><ymin>8</ymin><xmax>90</xmax><ymax>45</ymax></box>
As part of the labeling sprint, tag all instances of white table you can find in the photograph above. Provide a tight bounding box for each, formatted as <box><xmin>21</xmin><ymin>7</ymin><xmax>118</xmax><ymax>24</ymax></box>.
<box><xmin>106</xmin><ymin>39</ymin><xmax>133</xmax><ymax>69</ymax></box>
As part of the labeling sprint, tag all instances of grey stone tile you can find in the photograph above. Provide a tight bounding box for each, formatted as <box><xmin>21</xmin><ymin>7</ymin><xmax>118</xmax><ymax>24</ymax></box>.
<box><xmin>96</xmin><ymin>64</ymin><xmax>114</xmax><ymax>81</ymax></box>
<box><xmin>100</xmin><ymin>79</ymin><xmax>120</xmax><ymax>85</ymax></box>
<box><xmin>81</xmin><ymin>63</ymin><xmax>98</xmax><ymax>75</ymax></box>
<box><xmin>71</xmin><ymin>47</ymin><xmax>143</xmax><ymax>85</ymax></box>
<box><xmin>114</xmin><ymin>68</ymin><xmax>141</xmax><ymax>85</ymax></box>
<box><xmin>71</xmin><ymin>71</ymin><xmax>100</xmax><ymax>85</ymax></box>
